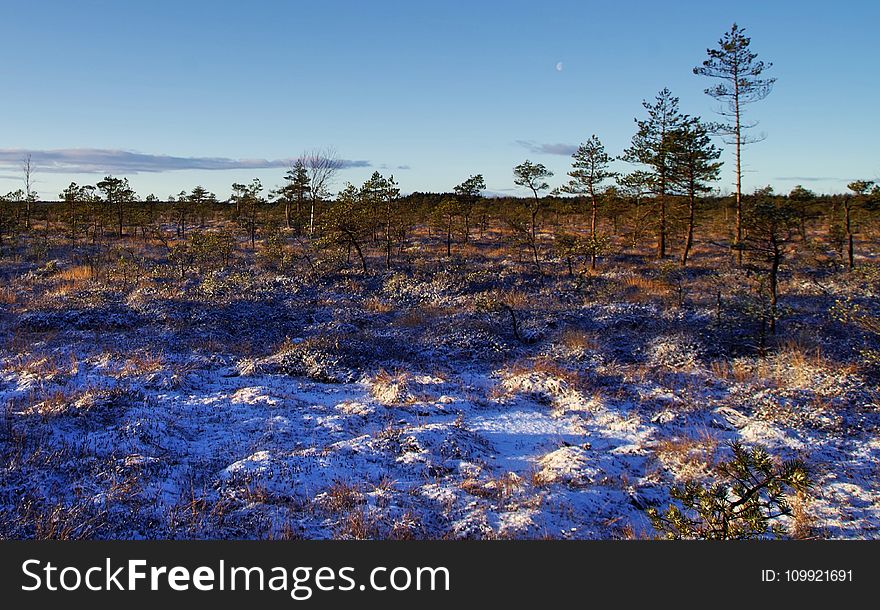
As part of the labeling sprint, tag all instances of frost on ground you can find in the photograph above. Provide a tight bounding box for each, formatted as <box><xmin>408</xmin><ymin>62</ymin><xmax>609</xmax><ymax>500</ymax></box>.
<box><xmin>1</xmin><ymin>253</ymin><xmax>879</xmax><ymax>539</ymax></box>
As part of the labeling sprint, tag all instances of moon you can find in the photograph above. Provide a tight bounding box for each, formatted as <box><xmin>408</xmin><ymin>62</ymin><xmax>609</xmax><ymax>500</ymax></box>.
<box><xmin>555</xmin><ymin>62</ymin><xmax>563</xmax><ymax>72</ymax></box>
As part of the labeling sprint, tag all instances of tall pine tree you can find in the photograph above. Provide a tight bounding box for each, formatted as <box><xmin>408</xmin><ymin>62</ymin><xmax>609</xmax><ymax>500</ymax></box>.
<box><xmin>670</xmin><ymin>116</ymin><xmax>723</xmax><ymax>267</ymax></box>
<box><xmin>694</xmin><ymin>23</ymin><xmax>775</xmax><ymax>264</ymax></box>
<box><xmin>621</xmin><ymin>88</ymin><xmax>686</xmax><ymax>259</ymax></box>
<box><xmin>281</xmin><ymin>160</ymin><xmax>311</xmax><ymax>232</ymax></box>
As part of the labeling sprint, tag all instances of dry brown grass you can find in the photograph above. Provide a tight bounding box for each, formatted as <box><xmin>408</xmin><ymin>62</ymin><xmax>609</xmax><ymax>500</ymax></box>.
<box><xmin>0</xmin><ymin>287</ymin><xmax>17</xmax><ymax>304</ymax></box>
<box><xmin>467</xmin><ymin>288</ymin><xmax>532</xmax><ymax>313</ymax></box>
<box><xmin>528</xmin><ymin>465</ymin><xmax>552</xmax><ymax>488</ymax></box>
<box><xmin>17</xmin><ymin>384</ymin><xmax>134</xmax><ymax>419</ymax></box>
<box><xmin>194</xmin><ymin>336</ymin><xmax>254</xmax><ymax>358</ymax></box>
<box><xmin>167</xmin><ymin>482</ymin><xmax>211</xmax><ymax>533</ymax></box>
<box><xmin>653</xmin><ymin>430</ymin><xmax>719</xmax><ymax>480</ymax></box>
<box><xmin>48</xmin><ymin>265</ymin><xmax>95</xmax><ymax>296</ymax></box>
<box><xmin>710</xmin><ymin>358</ymin><xmax>772</xmax><ymax>384</ymax></box>
<box><xmin>559</xmin><ymin>327</ymin><xmax>600</xmax><ymax>351</ymax></box>
<box><xmin>486</xmin><ymin>382</ymin><xmax>508</xmax><ymax>402</ymax></box>
<box><xmin>497</xmin><ymin>288</ymin><xmax>531</xmax><ymax>309</ymax></box>
<box><xmin>106</xmin><ymin>471</ymin><xmax>143</xmax><ymax>503</ymax></box>
<box><xmin>3</xmin><ymin>352</ymin><xmax>67</xmax><ymax>377</ymax></box>
<box><xmin>48</xmin><ymin>283</ymin><xmax>79</xmax><ymax>297</ymax></box>
<box><xmin>189</xmin><ymin>335</ymin><xmax>259</xmax><ymax>358</ymax></box>
<box><xmin>620</xmin><ymin>274</ymin><xmax>670</xmax><ymax>303</ymax></box>
<box><xmin>777</xmin><ymin>335</ymin><xmax>824</xmax><ymax>368</ymax></box>
<box><xmin>459</xmin><ymin>477</ymin><xmax>492</xmax><ymax>498</ymax></box>
<box><xmin>119</xmin><ymin>351</ymin><xmax>166</xmax><ymax>376</ymax></box>
<box><xmin>370</xmin><ymin>369</ymin><xmax>416</xmax><ymax>405</ymax></box>
<box><xmin>323</xmin><ymin>480</ymin><xmax>362</xmax><ymax>513</ymax></box>
<box><xmin>274</xmin><ymin>522</ymin><xmax>305</xmax><ymax>540</ymax></box>
<box><xmin>56</xmin><ymin>264</ymin><xmax>94</xmax><ymax>282</ymax></box>
<box><xmin>336</xmin><ymin>508</ymin><xmax>379</xmax><ymax>539</ymax></box>
<box><xmin>338</xmin><ymin>278</ymin><xmax>364</xmax><ymax>295</ymax></box>
<box><xmin>23</xmin><ymin>390</ymin><xmax>70</xmax><ymax>417</ymax></box>
<box><xmin>2</xmin><ymin>330</ymin><xmax>58</xmax><ymax>356</ymax></box>
<box><xmin>615</xmin><ymin>523</ymin><xmax>655</xmax><ymax>540</ymax></box>
<box><xmin>240</xmin><ymin>481</ymin><xmax>270</xmax><ymax>504</ymax></box>
<box><xmin>710</xmin><ymin>337</ymin><xmax>857</xmax><ymax>391</ymax></box>
<box><xmin>460</xmin><ymin>472</ymin><xmax>523</xmax><ymax>500</ymax></box>
<box><xmin>708</xmin><ymin>359</ymin><xmax>733</xmax><ymax>380</ymax></box>
<box><xmin>12</xmin><ymin>498</ymin><xmax>107</xmax><ymax>540</ymax></box>
<box><xmin>502</xmin><ymin>357</ymin><xmax>583</xmax><ymax>389</ymax></box>
<box><xmin>373</xmin><ymin>475</ymin><xmax>396</xmax><ymax>494</ymax></box>
<box><xmin>773</xmin><ymin>340</ymin><xmax>857</xmax><ymax>383</ymax></box>
<box><xmin>395</xmin><ymin>304</ymin><xmax>449</xmax><ymax>327</ymax></box>
<box><xmin>389</xmin><ymin>511</ymin><xmax>422</xmax><ymax>540</ymax></box>
<box><xmin>363</xmin><ymin>296</ymin><xmax>394</xmax><ymax>313</ymax></box>
<box><xmin>789</xmin><ymin>490</ymin><xmax>819</xmax><ymax>539</ymax></box>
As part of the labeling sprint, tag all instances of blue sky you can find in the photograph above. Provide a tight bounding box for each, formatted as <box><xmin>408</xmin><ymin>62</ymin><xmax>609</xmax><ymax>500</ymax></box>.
<box><xmin>1</xmin><ymin>0</ymin><xmax>877</xmax><ymax>199</ymax></box>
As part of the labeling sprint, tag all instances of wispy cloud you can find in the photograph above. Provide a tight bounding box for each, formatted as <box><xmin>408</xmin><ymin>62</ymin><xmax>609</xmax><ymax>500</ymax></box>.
<box><xmin>774</xmin><ymin>176</ymin><xmax>852</xmax><ymax>183</ymax></box>
<box><xmin>0</xmin><ymin>149</ymin><xmax>371</xmax><ymax>174</ymax></box>
<box><xmin>515</xmin><ymin>140</ymin><xmax>577</xmax><ymax>156</ymax></box>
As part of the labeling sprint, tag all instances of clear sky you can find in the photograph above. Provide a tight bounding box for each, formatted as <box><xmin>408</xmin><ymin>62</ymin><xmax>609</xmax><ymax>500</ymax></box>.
<box><xmin>1</xmin><ymin>0</ymin><xmax>877</xmax><ymax>200</ymax></box>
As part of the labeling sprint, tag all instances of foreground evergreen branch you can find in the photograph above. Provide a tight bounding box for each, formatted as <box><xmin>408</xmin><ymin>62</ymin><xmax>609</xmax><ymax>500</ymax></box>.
<box><xmin>647</xmin><ymin>441</ymin><xmax>811</xmax><ymax>540</ymax></box>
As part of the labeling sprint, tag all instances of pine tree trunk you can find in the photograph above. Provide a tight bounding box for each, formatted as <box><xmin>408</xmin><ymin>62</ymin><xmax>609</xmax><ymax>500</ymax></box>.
<box><xmin>769</xmin><ymin>239</ymin><xmax>780</xmax><ymax>335</ymax></box>
<box><xmin>446</xmin><ymin>219</ymin><xmax>452</xmax><ymax>257</ymax></box>
<box><xmin>658</xmin><ymin>197</ymin><xmax>666</xmax><ymax>258</ymax></box>
<box><xmin>682</xmin><ymin>188</ymin><xmax>696</xmax><ymax>267</ymax></box>
<box><xmin>845</xmin><ymin>201</ymin><xmax>854</xmax><ymax>269</ymax></box>
<box><xmin>734</xmin><ymin>72</ymin><xmax>743</xmax><ymax>266</ymax></box>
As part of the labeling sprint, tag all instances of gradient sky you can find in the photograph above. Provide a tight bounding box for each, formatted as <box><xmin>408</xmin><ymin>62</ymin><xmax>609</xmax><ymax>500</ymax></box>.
<box><xmin>1</xmin><ymin>0</ymin><xmax>877</xmax><ymax>200</ymax></box>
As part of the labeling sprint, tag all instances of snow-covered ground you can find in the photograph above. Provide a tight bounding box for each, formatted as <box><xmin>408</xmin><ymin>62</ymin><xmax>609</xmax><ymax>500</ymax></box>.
<box><xmin>1</xmin><ymin>246</ymin><xmax>879</xmax><ymax>539</ymax></box>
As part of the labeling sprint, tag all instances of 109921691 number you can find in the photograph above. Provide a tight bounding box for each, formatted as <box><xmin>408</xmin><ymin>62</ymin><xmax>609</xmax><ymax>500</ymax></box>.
<box><xmin>763</xmin><ymin>569</ymin><xmax>854</xmax><ymax>583</ymax></box>
<box><xmin>786</xmin><ymin>570</ymin><xmax>853</xmax><ymax>582</ymax></box>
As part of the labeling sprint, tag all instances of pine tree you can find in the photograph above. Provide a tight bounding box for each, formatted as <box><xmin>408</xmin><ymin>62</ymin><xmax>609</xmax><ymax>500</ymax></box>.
<box><xmin>670</xmin><ymin>116</ymin><xmax>722</xmax><ymax>267</ymax></box>
<box><xmin>172</xmin><ymin>190</ymin><xmax>189</xmax><ymax>238</ymax></box>
<box><xmin>845</xmin><ymin>180</ymin><xmax>875</xmax><ymax>269</ymax></box>
<box><xmin>695</xmin><ymin>23</ymin><xmax>775</xmax><ymax>264</ymax></box>
<box><xmin>621</xmin><ymin>88</ymin><xmax>686</xmax><ymax>259</ymax></box>
<box><xmin>742</xmin><ymin>189</ymin><xmax>798</xmax><ymax>339</ymax></box>
<box><xmin>513</xmin><ymin>160</ymin><xmax>553</xmax><ymax>271</ymax></box>
<box><xmin>231</xmin><ymin>179</ymin><xmax>264</xmax><ymax>248</ymax></box>
<box><xmin>561</xmin><ymin>135</ymin><xmax>617</xmax><ymax>268</ymax></box>
<box><xmin>318</xmin><ymin>183</ymin><xmax>370</xmax><ymax>272</ymax></box>
<box><xmin>59</xmin><ymin>182</ymin><xmax>96</xmax><ymax>241</ymax></box>
<box><xmin>648</xmin><ymin>441</ymin><xmax>810</xmax><ymax>540</ymax></box>
<box><xmin>362</xmin><ymin>171</ymin><xmax>401</xmax><ymax>269</ymax></box>
<box><xmin>788</xmin><ymin>185</ymin><xmax>816</xmax><ymax>240</ymax></box>
<box><xmin>453</xmin><ymin>174</ymin><xmax>486</xmax><ymax>242</ymax></box>
<box><xmin>190</xmin><ymin>186</ymin><xmax>217</xmax><ymax>229</ymax></box>
<box><xmin>281</xmin><ymin>160</ymin><xmax>311</xmax><ymax>232</ymax></box>
<box><xmin>513</xmin><ymin>160</ymin><xmax>552</xmax><ymax>241</ymax></box>
<box><xmin>96</xmin><ymin>175</ymin><xmax>135</xmax><ymax>238</ymax></box>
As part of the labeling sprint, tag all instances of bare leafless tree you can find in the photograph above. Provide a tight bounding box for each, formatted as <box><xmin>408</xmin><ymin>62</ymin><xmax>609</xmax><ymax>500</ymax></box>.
<box><xmin>299</xmin><ymin>147</ymin><xmax>342</xmax><ymax>236</ymax></box>
<box><xmin>23</xmin><ymin>154</ymin><xmax>36</xmax><ymax>231</ymax></box>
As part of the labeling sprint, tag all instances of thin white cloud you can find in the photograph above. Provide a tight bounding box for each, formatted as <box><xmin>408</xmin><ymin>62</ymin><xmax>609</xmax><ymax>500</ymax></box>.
<box><xmin>515</xmin><ymin>140</ymin><xmax>577</xmax><ymax>156</ymax></box>
<box><xmin>773</xmin><ymin>176</ymin><xmax>857</xmax><ymax>183</ymax></box>
<box><xmin>0</xmin><ymin>148</ymin><xmax>371</xmax><ymax>174</ymax></box>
